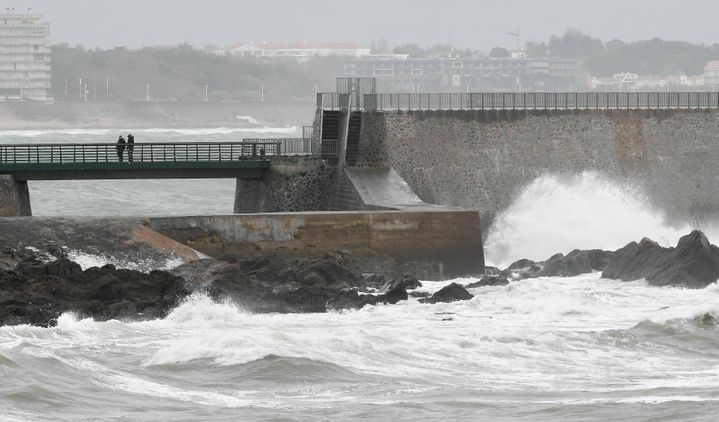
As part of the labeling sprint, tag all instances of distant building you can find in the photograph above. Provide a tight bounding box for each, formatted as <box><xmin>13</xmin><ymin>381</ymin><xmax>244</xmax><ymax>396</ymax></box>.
<box><xmin>0</xmin><ymin>9</ymin><xmax>51</xmax><ymax>101</ymax></box>
<box><xmin>226</xmin><ymin>41</ymin><xmax>370</xmax><ymax>62</ymax></box>
<box><xmin>704</xmin><ymin>61</ymin><xmax>719</xmax><ymax>86</ymax></box>
<box><xmin>342</xmin><ymin>56</ymin><xmax>583</xmax><ymax>92</ymax></box>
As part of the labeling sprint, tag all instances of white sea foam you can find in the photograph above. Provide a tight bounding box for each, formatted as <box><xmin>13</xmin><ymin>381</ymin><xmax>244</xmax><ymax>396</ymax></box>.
<box><xmin>66</xmin><ymin>250</ymin><xmax>186</xmax><ymax>271</ymax></box>
<box><xmin>484</xmin><ymin>171</ymin><xmax>691</xmax><ymax>268</ymax></box>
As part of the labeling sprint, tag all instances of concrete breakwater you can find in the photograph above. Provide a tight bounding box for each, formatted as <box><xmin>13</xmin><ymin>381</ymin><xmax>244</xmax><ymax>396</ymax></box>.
<box><xmin>0</xmin><ymin>209</ymin><xmax>485</xmax><ymax>281</ymax></box>
<box><xmin>150</xmin><ymin>210</ymin><xmax>485</xmax><ymax>280</ymax></box>
<box><xmin>356</xmin><ymin>109</ymin><xmax>719</xmax><ymax>227</ymax></box>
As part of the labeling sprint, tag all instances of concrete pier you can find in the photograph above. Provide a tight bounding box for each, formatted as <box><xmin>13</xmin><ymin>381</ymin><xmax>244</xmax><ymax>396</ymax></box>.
<box><xmin>0</xmin><ymin>175</ymin><xmax>31</xmax><ymax>216</ymax></box>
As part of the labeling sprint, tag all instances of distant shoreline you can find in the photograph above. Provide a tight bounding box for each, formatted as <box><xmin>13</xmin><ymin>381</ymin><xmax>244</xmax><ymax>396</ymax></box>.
<box><xmin>0</xmin><ymin>100</ymin><xmax>315</xmax><ymax>130</ymax></box>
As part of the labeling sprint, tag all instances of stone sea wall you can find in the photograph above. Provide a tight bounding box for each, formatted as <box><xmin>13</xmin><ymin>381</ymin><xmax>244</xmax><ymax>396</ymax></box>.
<box><xmin>358</xmin><ymin>109</ymin><xmax>719</xmax><ymax>225</ymax></box>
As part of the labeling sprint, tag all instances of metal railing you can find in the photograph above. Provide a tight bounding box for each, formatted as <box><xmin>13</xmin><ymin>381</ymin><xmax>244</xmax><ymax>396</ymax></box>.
<box><xmin>317</xmin><ymin>92</ymin><xmax>719</xmax><ymax>111</ymax></box>
<box><xmin>242</xmin><ymin>137</ymin><xmax>338</xmax><ymax>158</ymax></box>
<box><xmin>0</xmin><ymin>141</ymin><xmax>306</xmax><ymax>165</ymax></box>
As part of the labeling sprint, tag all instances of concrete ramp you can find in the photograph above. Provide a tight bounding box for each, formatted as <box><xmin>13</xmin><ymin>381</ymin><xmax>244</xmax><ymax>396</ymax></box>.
<box><xmin>345</xmin><ymin>167</ymin><xmax>441</xmax><ymax>210</ymax></box>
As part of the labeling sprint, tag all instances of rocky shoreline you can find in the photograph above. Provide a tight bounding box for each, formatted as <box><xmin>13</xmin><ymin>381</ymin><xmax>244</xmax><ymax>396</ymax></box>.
<box><xmin>3</xmin><ymin>230</ymin><xmax>719</xmax><ymax>327</ymax></box>
<box><xmin>1</xmin><ymin>248</ymin><xmax>457</xmax><ymax>327</ymax></box>
<box><xmin>491</xmin><ymin>230</ymin><xmax>719</xmax><ymax>289</ymax></box>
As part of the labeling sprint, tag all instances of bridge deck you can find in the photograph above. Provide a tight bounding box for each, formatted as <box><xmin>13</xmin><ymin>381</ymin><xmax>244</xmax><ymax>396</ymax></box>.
<box><xmin>0</xmin><ymin>141</ymin><xmax>313</xmax><ymax>180</ymax></box>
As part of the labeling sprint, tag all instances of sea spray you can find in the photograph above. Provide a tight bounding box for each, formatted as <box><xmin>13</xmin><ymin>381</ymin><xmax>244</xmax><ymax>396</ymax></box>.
<box><xmin>484</xmin><ymin>171</ymin><xmax>691</xmax><ymax>268</ymax></box>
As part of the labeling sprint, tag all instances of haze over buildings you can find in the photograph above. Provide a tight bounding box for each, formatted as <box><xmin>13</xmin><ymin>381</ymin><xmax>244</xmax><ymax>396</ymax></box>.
<box><xmin>15</xmin><ymin>0</ymin><xmax>719</xmax><ymax>51</ymax></box>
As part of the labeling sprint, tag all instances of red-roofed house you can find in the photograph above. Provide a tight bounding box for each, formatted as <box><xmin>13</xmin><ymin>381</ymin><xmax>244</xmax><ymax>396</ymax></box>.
<box><xmin>226</xmin><ymin>41</ymin><xmax>370</xmax><ymax>61</ymax></box>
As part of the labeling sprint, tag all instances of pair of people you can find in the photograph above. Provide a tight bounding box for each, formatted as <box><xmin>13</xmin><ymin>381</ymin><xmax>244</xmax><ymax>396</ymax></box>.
<box><xmin>116</xmin><ymin>134</ymin><xmax>135</xmax><ymax>162</ymax></box>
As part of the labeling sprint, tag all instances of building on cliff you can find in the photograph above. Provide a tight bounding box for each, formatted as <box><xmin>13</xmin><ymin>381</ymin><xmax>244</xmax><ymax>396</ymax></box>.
<box><xmin>0</xmin><ymin>8</ymin><xmax>51</xmax><ymax>102</ymax></box>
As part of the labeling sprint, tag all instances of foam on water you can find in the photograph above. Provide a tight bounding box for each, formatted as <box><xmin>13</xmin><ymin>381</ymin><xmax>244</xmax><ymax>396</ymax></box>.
<box><xmin>65</xmin><ymin>250</ymin><xmax>186</xmax><ymax>272</ymax></box>
<box><xmin>3</xmin><ymin>276</ymin><xmax>719</xmax><ymax>420</ymax></box>
<box><xmin>485</xmin><ymin>171</ymin><xmax>692</xmax><ymax>268</ymax></box>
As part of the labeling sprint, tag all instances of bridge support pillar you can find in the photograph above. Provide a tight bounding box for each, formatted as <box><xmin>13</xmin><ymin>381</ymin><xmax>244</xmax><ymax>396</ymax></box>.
<box><xmin>234</xmin><ymin>179</ymin><xmax>263</xmax><ymax>213</ymax></box>
<box><xmin>233</xmin><ymin>157</ymin><xmax>339</xmax><ymax>214</ymax></box>
<box><xmin>0</xmin><ymin>175</ymin><xmax>31</xmax><ymax>217</ymax></box>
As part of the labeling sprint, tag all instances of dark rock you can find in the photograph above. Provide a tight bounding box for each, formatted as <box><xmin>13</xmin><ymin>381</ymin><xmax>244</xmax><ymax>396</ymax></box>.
<box><xmin>504</xmin><ymin>249</ymin><xmax>613</xmax><ymax>280</ymax></box>
<box><xmin>602</xmin><ymin>230</ymin><xmax>719</xmax><ymax>288</ymax></box>
<box><xmin>378</xmin><ymin>275</ymin><xmax>422</xmax><ymax>293</ymax></box>
<box><xmin>466</xmin><ymin>275</ymin><xmax>510</xmax><ymax>288</ymax></box>
<box><xmin>420</xmin><ymin>283</ymin><xmax>474</xmax><ymax>304</ymax></box>
<box><xmin>0</xmin><ymin>251</ymin><xmax>189</xmax><ymax>327</ymax></box>
<box><xmin>507</xmin><ymin>259</ymin><xmax>537</xmax><ymax>271</ymax></box>
<box><xmin>173</xmin><ymin>251</ymin><xmax>403</xmax><ymax>313</ymax></box>
<box><xmin>381</xmin><ymin>285</ymin><xmax>408</xmax><ymax>304</ymax></box>
<box><xmin>538</xmin><ymin>249</ymin><xmax>613</xmax><ymax>277</ymax></box>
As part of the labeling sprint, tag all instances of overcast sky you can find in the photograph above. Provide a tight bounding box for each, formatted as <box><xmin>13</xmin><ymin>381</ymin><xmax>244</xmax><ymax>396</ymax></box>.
<box><xmin>16</xmin><ymin>0</ymin><xmax>719</xmax><ymax>50</ymax></box>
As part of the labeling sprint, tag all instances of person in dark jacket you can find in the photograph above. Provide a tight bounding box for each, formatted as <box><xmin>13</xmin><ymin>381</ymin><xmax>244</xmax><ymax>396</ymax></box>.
<box><xmin>126</xmin><ymin>133</ymin><xmax>135</xmax><ymax>162</ymax></box>
<box><xmin>116</xmin><ymin>135</ymin><xmax>126</xmax><ymax>162</ymax></box>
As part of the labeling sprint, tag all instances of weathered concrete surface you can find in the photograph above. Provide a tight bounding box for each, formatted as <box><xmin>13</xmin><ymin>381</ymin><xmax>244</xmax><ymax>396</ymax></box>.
<box><xmin>345</xmin><ymin>167</ymin><xmax>433</xmax><ymax>209</ymax></box>
<box><xmin>150</xmin><ymin>210</ymin><xmax>485</xmax><ymax>280</ymax></box>
<box><xmin>234</xmin><ymin>157</ymin><xmax>339</xmax><ymax>213</ymax></box>
<box><xmin>0</xmin><ymin>217</ymin><xmax>205</xmax><ymax>264</ymax></box>
<box><xmin>0</xmin><ymin>175</ymin><xmax>31</xmax><ymax>217</ymax></box>
<box><xmin>358</xmin><ymin>109</ymin><xmax>719</xmax><ymax>226</ymax></box>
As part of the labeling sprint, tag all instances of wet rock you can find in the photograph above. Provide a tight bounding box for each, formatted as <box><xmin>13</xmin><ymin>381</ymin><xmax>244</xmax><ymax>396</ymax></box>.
<box><xmin>507</xmin><ymin>259</ymin><xmax>537</xmax><ymax>271</ymax></box>
<box><xmin>504</xmin><ymin>259</ymin><xmax>542</xmax><ymax>279</ymax></box>
<box><xmin>420</xmin><ymin>283</ymin><xmax>474</xmax><ymax>304</ymax></box>
<box><xmin>0</xmin><ymin>252</ymin><xmax>189</xmax><ymax>327</ymax></box>
<box><xmin>173</xmin><ymin>251</ymin><xmax>413</xmax><ymax>313</ymax></box>
<box><xmin>538</xmin><ymin>249</ymin><xmax>613</xmax><ymax>277</ymax></box>
<box><xmin>377</xmin><ymin>275</ymin><xmax>422</xmax><ymax>293</ymax></box>
<box><xmin>465</xmin><ymin>275</ymin><xmax>510</xmax><ymax>288</ymax></box>
<box><xmin>602</xmin><ymin>230</ymin><xmax>719</xmax><ymax>288</ymax></box>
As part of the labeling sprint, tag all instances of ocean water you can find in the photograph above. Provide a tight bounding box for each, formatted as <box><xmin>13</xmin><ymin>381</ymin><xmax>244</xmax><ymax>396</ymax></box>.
<box><xmin>2</xmin><ymin>128</ymin><xmax>719</xmax><ymax>421</ymax></box>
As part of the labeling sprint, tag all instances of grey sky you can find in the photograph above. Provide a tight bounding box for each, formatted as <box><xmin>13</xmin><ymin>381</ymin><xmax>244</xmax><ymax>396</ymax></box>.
<box><xmin>17</xmin><ymin>0</ymin><xmax>719</xmax><ymax>50</ymax></box>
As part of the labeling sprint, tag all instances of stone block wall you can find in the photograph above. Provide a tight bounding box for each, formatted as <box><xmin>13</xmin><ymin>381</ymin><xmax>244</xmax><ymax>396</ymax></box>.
<box><xmin>358</xmin><ymin>109</ymin><xmax>719</xmax><ymax>225</ymax></box>
<box><xmin>234</xmin><ymin>157</ymin><xmax>339</xmax><ymax>213</ymax></box>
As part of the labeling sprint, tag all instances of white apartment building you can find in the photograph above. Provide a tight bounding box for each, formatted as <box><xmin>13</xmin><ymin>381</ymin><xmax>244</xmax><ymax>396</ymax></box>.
<box><xmin>0</xmin><ymin>9</ymin><xmax>51</xmax><ymax>101</ymax></box>
<box><xmin>226</xmin><ymin>42</ymin><xmax>370</xmax><ymax>62</ymax></box>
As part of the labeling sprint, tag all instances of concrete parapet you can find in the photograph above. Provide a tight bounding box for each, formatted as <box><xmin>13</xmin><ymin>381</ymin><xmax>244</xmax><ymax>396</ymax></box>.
<box><xmin>0</xmin><ymin>175</ymin><xmax>31</xmax><ymax>217</ymax></box>
<box><xmin>150</xmin><ymin>210</ymin><xmax>485</xmax><ymax>280</ymax></box>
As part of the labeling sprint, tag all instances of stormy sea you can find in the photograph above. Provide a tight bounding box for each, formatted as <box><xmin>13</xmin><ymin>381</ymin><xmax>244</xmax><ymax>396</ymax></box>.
<box><xmin>2</xmin><ymin>128</ymin><xmax>719</xmax><ymax>421</ymax></box>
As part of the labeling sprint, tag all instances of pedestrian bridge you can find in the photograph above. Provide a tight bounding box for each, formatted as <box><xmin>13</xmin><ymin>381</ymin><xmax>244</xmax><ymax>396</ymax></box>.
<box><xmin>0</xmin><ymin>139</ymin><xmax>338</xmax><ymax>216</ymax></box>
<box><xmin>0</xmin><ymin>140</ymin><xmax>331</xmax><ymax>180</ymax></box>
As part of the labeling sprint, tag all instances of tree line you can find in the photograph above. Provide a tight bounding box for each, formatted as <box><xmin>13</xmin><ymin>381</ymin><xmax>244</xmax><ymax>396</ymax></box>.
<box><xmin>388</xmin><ymin>30</ymin><xmax>719</xmax><ymax>76</ymax></box>
<box><xmin>50</xmin><ymin>43</ymin><xmax>341</xmax><ymax>102</ymax></box>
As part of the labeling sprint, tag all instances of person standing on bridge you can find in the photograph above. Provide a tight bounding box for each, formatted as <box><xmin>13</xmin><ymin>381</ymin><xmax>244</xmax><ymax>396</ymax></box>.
<box><xmin>126</xmin><ymin>133</ymin><xmax>135</xmax><ymax>162</ymax></box>
<box><xmin>116</xmin><ymin>135</ymin><xmax>126</xmax><ymax>162</ymax></box>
